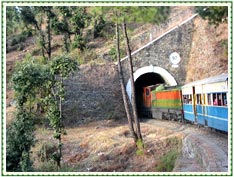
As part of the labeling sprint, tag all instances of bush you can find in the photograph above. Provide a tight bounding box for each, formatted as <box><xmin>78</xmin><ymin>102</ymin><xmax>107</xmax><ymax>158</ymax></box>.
<box><xmin>6</xmin><ymin>111</ymin><xmax>35</xmax><ymax>171</ymax></box>
<box><xmin>10</xmin><ymin>38</ymin><xmax>18</xmax><ymax>46</ymax></box>
<box><xmin>10</xmin><ymin>31</ymin><xmax>28</xmax><ymax>46</ymax></box>
<box><xmin>93</xmin><ymin>16</ymin><xmax>106</xmax><ymax>38</ymax></box>
<box><xmin>156</xmin><ymin>149</ymin><xmax>179</xmax><ymax>172</ymax></box>
<box><xmin>108</xmin><ymin>47</ymin><xmax>125</xmax><ymax>61</ymax></box>
<box><xmin>72</xmin><ymin>35</ymin><xmax>86</xmax><ymax>51</ymax></box>
<box><xmin>37</xmin><ymin>142</ymin><xmax>57</xmax><ymax>162</ymax></box>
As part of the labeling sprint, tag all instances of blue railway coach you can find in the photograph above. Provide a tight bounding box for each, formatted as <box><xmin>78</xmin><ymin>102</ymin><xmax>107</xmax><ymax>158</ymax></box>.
<box><xmin>181</xmin><ymin>74</ymin><xmax>228</xmax><ymax>132</ymax></box>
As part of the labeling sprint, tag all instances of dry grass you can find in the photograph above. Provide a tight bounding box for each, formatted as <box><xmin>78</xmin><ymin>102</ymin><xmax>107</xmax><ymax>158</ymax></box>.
<box><xmin>31</xmin><ymin>119</ymin><xmax>183</xmax><ymax>172</ymax></box>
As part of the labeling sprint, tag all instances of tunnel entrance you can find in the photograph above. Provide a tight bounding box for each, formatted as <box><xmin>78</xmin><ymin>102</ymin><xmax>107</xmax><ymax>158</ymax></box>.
<box><xmin>135</xmin><ymin>73</ymin><xmax>165</xmax><ymax>117</ymax></box>
<box><xmin>126</xmin><ymin>65</ymin><xmax>177</xmax><ymax>118</ymax></box>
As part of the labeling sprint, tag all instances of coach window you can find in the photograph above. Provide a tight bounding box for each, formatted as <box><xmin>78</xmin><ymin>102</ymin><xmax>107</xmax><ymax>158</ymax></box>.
<box><xmin>213</xmin><ymin>94</ymin><xmax>218</xmax><ymax>105</ymax></box>
<box><xmin>183</xmin><ymin>95</ymin><xmax>190</xmax><ymax>104</ymax></box>
<box><xmin>196</xmin><ymin>94</ymin><xmax>202</xmax><ymax>104</ymax></box>
<box><xmin>222</xmin><ymin>93</ymin><xmax>227</xmax><ymax>106</ymax></box>
<box><xmin>183</xmin><ymin>95</ymin><xmax>188</xmax><ymax>103</ymax></box>
<box><xmin>217</xmin><ymin>93</ymin><xmax>222</xmax><ymax>106</ymax></box>
<box><xmin>207</xmin><ymin>94</ymin><xmax>212</xmax><ymax>105</ymax></box>
<box><xmin>212</xmin><ymin>93</ymin><xmax>227</xmax><ymax>106</ymax></box>
<box><xmin>188</xmin><ymin>94</ymin><xmax>192</xmax><ymax>104</ymax></box>
<box><xmin>202</xmin><ymin>94</ymin><xmax>206</xmax><ymax>105</ymax></box>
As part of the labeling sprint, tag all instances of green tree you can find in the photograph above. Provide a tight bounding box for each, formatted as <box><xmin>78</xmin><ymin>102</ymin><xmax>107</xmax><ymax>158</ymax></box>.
<box><xmin>53</xmin><ymin>7</ymin><xmax>73</xmax><ymax>52</ymax></box>
<box><xmin>7</xmin><ymin>55</ymin><xmax>77</xmax><ymax>171</ymax></box>
<box><xmin>45</xmin><ymin>56</ymin><xmax>78</xmax><ymax>169</ymax></box>
<box><xmin>6</xmin><ymin>6</ymin><xmax>21</xmax><ymax>36</ymax></box>
<box><xmin>19</xmin><ymin>6</ymin><xmax>57</xmax><ymax>59</ymax></box>
<box><xmin>6</xmin><ymin>111</ymin><xmax>35</xmax><ymax>171</ymax></box>
<box><xmin>7</xmin><ymin>58</ymin><xmax>50</xmax><ymax>171</ymax></box>
<box><xmin>195</xmin><ymin>6</ymin><xmax>228</xmax><ymax>26</ymax></box>
<box><xmin>70</xmin><ymin>7</ymin><xmax>88</xmax><ymax>51</ymax></box>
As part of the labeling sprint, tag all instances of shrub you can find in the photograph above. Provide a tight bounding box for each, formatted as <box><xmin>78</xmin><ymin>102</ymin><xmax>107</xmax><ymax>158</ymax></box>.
<box><xmin>156</xmin><ymin>148</ymin><xmax>180</xmax><ymax>172</ymax></box>
<box><xmin>6</xmin><ymin>111</ymin><xmax>35</xmax><ymax>171</ymax></box>
<box><xmin>72</xmin><ymin>35</ymin><xmax>86</xmax><ymax>51</ymax></box>
<box><xmin>37</xmin><ymin>142</ymin><xmax>57</xmax><ymax>162</ymax></box>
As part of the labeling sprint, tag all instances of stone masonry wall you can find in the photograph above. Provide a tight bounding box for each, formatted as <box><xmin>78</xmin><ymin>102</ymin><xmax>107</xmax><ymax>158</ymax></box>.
<box><xmin>63</xmin><ymin>63</ymin><xmax>125</xmax><ymax>126</ymax></box>
<box><xmin>121</xmin><ymin>17</ymin><xmax>195</xmax><ymax>86</ymax></box>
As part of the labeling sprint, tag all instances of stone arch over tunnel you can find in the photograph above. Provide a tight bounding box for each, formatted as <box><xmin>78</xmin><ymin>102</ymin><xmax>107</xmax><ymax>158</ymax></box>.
<box><xmin>126</xmin><ymin>65</ymin><xmax>177</xmax><ymax>116</ymax></box>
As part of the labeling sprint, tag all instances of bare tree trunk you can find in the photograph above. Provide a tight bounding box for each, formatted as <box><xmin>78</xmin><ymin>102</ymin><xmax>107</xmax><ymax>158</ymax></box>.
<box><xmin>46</xmin><ymin>10</ymin><xmax>52</xmax><ymax>59</ymax></box>
<box><xmin>122</xmin><ymin>20</ymin><xmax>143</xmax><ymax>142</ymax></box>
<box><xmin>57</xmin><ymin>77</ymin><xmax>63</xmax><ymax>169</ymax></box>
<box><xmin>115</xmin><ymin>21</ymin><xmax>137</xmax><ymax>143</ymax></box>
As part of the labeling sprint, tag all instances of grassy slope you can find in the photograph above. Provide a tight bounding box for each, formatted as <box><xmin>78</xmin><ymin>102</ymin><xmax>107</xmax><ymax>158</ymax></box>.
<box><xmin>32</xmin><ymin>119</ymin><xmax>182</xmax><ymax>172</ymax></box>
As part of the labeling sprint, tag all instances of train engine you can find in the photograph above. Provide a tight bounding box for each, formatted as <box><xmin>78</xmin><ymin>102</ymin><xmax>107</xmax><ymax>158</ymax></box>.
<box><xmin>142</xmin><ymin>84</ymin><xmax>183</xmax><ymax>121</ymax></box>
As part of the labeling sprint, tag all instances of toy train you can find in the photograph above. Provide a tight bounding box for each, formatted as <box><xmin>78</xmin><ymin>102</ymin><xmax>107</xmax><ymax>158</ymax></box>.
<box><xmin>141</xmin><ymin>73</ymin><xmax>229</xmax><ymax>132</ymax></box>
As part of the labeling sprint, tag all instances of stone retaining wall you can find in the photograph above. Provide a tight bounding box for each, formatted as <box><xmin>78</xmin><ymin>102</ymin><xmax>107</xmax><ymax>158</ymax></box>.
<box><xmin>63</xmin><ymin>63</ymin><xmax>125</xmax><ymax>126</ymax></box>
<box><xmin>173</xmin><ymin>134</ymin><xmax>228</xmax><ymax>172</ymax></box>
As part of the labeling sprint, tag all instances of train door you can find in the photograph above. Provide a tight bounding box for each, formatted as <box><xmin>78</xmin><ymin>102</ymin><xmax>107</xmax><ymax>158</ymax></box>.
<box><xmin>192</xmin><ymin>86</ymin><xmax>197</xmax><ymax>123</ymax></box>
<box><xmin>203</xmin><ymin>94</ymin><xmax>208</xmax><ymax>126</ymax></box>
<box><xmin>143</xmin><ymin>87</ymin><xmax>150</xmax><ymax>108</ymax></box>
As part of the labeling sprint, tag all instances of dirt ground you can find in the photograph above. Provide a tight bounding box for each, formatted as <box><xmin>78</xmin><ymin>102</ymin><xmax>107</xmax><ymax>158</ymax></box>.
<box><xmin>32</xmin><ymin>119</ymin><xmax>183</xmax><ymax>172</ymax></box>
<box><xmin>30</xmin><ymin>117</ymin><xmax>229</xmax><ymax>173</ymax></box>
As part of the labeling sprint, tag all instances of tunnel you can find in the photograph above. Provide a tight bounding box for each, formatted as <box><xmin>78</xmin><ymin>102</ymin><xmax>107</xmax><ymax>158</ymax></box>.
<box><xmin>126</xmin><ymin>65</ymin><xmax>178</xmax><ymax>117</ymax></box>
<box><xmin>135</xmin><ymin>73</ymin><xmax>165</xmax><ymax>117</ymax></box>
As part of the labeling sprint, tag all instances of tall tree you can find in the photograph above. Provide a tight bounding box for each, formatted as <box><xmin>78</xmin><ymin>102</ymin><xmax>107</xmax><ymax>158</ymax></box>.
<box><xmin>107</xmin><ymin>6</ymin><xmax>170</xmax><ymax>145</ymax></box>
<box><xmin>120</xmin><ymin>7</ymin><xmax>170</xmax><ymax>144</ymax></box>
<box><xmin>19</xmin><ymin>6</ymin><xmax>56</xmax><ymax>60</ymax></box>
<box><xmin>53</xmin><ymin>7</ymin><xmax>73</xmax><ymax>52</ymax></box>
<box><xmin>7</xmin><ymin>58</ymin><xmax>50</xmax><ymax>171</ymax></box>
<box><xmin>70</xmin><ymin>7</ymin><xmax>87</xmax><ymax>51</ymax></box>
<box><xmin>6</xmin><ymin>6</ymin><xmax>21</xmax><ymax>36</ymax></box>
<box><xmin>115</xmin><ymin>18</ymin><xmax>137</xmax><ymax>143</ymax></box>
<box><xmin>122</xmin><ymin>19</ymin><xmax>143</xmax><ymax>142</ymax></box>
<box><xmin>46</xmin><ymin>56</ymin><xmax>78</xmax><ymax>169</ymax></box>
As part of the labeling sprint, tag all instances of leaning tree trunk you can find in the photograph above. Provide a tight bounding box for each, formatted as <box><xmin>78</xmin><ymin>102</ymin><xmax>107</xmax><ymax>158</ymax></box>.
<box><xmin>122</xmin><ymin>20</ymin><xmax>143</xmax><ymax>142</ymax></box>
<box><xmin>115</xmin><ymin>21</ymin><xmax>137</xmax><ymax>143</ymax></box>
<box><xmin>46</xmin><ymin>10</ymin><xmax>52</xmax><ymax>59</ymax></box>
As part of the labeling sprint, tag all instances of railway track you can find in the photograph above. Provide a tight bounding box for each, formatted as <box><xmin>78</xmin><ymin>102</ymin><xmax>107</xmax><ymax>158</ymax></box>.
<box><xmin>142</xmin><ymin>118</ymin><xmax>229</xmax><ymax>172</ymax></box>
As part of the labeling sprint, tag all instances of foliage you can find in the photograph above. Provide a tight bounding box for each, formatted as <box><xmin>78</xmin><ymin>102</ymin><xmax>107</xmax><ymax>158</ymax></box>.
<box><xmin>6</xmin><ymin>7</ymin><xmax>22</xmax><ymax>36</ymax></box>
<box><xmin>6</xmin><ymin>110</ymin><xmax>35</xmax><ymax>171</ymax></box>
<box><xmin>109</xmin><ymin>47</ymin><xmax>125</xmax><ymax>61</ymax></box>
<box><xmin>12</xmin><ymin>58</ymin><xmax>50</xmax><ymax>108</ymax></box>
<box><xmin>7</xmin><ymin>55</ymin><xmax>77</xmax><ymax>171</ymax></box>
<box><xmin>44</xmin><ymin>56</ymin><xmax>78</xmax><ymax>168</ymax></box>
<box><xmin>10</xmin><ymin>31</ymin><xmax>30</xmax><ymax>46</ymax></box>
<box><xmin>7</xmin><ymin>57</ymin><xmax>51</xmax><ymax>171</ymax></box>
<box><xmin>93</xmin><ymin>16</ymin><xmax>106</xmax><ymax>38</ymax></box>
<box><xmin>72</xmin><ymin>35</ymin><xmax>86</xmax><ymax>51</ymax></box>
<box><xmin>156</xmin><ymin>148</ymin><xmax>179</xmax><ymax>172</ymax></box>
<box><xmin>19</xmin><ymin>6</ymin><xmax>38</xmax><ymax>29</ymax></box>
<box><xmin>136</xmin><ymin>139</ymin><xmax>144</xmax><ymax>156</ymax></box>
<box><xmin>50</xmin><ymin>56</ymin><xmax>78</xmax><ymax>78</ymax></box>
<box><xmin>71</xmin><ymin>7</ymin><xmax>87</xmax><ymax>35</ymax></box>
<box><xmin>37</xmin><ymin>142</ymin><xmax>57</xmax><ymax>162</ymax></box>
<box><xmin>220</xmin><ymin>39</ymin><xmax>228</xmax><ymax>57</ymax></box>
<box><xmin>195</xmin><ymin>6</ymin><xmax>228</xmax><ymax>26</ymax></box>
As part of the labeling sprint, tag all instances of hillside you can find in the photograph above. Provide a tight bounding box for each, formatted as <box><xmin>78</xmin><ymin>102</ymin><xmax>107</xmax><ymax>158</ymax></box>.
<box><xmin>186</xmin><ymin>16</ymin><xmax>228</xmax><ymax>82</ymax></box>
<box><xmin>6</xmin><ymin>6</ymin><xmax>229</xmax><ymax>127</ymax></box>
<box><xmin>6</xmin><ymin>6</ymin><xmax>197</xmax><ymax>123</ymax></box>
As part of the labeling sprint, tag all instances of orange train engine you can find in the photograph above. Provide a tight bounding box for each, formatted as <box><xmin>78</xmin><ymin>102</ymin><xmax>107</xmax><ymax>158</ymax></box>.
<box><xmin>142</xmin><ymin>84</ymin><xmax>183</xmax><ymax>121</ymax></box>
